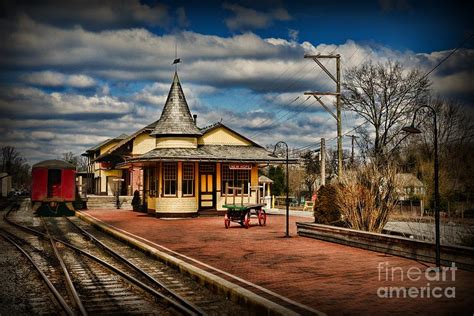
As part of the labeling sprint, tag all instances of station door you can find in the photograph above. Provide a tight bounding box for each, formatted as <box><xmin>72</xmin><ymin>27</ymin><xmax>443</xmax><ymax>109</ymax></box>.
<box><xmin>199</xmin><ymin>163</ymin><xmax>215</xmax><ymax>209</ymax></box>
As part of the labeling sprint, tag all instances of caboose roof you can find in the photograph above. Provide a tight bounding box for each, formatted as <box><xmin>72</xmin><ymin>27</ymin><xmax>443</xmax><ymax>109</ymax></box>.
<box><xmin>33</xmin><ymin>159</ymin><xmax>75</xmax><ymax>169</ymax></box>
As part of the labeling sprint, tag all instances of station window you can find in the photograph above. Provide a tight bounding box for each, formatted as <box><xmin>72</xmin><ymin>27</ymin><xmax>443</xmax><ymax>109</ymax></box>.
<box><xmin>163</xmin><ymin>163</ymin><xmax>177</xmax><ymax>196</ymax></box>
<box><xmin>147</xmin><ymin>168</ymin><xmax>157</xmax><ymax>197</ymax></box>
<box><xmin>221</xmin><ymin>164</ymin><xmax>250</xmax><ymax>195</ymax></box>
<box><xmin>182</xmin><ymin>163</ymin><xmax>194</xmax><ymax>196</ymax></box>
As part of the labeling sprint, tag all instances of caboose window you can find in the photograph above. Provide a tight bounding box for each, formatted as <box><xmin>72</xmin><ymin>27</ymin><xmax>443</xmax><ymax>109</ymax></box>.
<box><xmin>47</xmin><ymin>169</ymin><xmax>62</xmax><ymax>198</ymax></box>
<box><xmin>162</xmin><ymin>163</ymin><xmax>177</xmax><ymax>196</ymax></box>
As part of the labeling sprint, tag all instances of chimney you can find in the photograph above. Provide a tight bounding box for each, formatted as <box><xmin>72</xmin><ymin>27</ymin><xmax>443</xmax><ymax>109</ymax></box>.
<box><xmin>193</xmin><ymin>114</ymin><xmax>197</xmax><ymax>124</ymax></box>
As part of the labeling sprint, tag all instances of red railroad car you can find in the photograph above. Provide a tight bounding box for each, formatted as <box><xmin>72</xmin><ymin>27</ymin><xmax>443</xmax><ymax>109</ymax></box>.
<box><xmin>31</xmin><ymin>160</ymin><xmax>76</xmax><ymax>212</ymax></box>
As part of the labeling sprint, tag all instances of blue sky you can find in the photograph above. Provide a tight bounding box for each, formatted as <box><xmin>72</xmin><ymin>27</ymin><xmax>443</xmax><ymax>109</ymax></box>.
<box><xmin>0</xmin><ymin>0</ymin><xmax>472</xmax><ymax>164</ymax></box>
<box><xmin>163</xmin><ymin>0</ymin><xmax>472</xmax><ymax>52</ymax></box>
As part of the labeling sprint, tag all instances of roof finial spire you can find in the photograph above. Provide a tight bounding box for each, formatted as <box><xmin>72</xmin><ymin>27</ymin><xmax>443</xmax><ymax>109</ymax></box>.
<box><xmin>172</xmin><ymin>38</ymin><xmax>180</xmax><ymax>71</ymax></box>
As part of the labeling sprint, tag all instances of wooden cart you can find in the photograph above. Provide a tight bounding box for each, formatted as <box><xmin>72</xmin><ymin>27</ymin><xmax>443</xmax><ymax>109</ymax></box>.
<box><xmin>222</xmin><ymin>183</ymin><xmax>267</xmax><ymax>229</ymax></box>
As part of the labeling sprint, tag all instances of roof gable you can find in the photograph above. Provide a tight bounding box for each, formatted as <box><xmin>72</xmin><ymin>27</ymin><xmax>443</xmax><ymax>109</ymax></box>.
<box><xmin>198</xmin><ymin>122</ymin><xmax>262</xmax><ymax>148</ymax></box>
<box><xmin>84</xmin><ymin>132</ymin><xmax>128</xmax><ymax>153</ymax></box>
<box><xmin>92</xmin><ymin>120</ymin><xmax>158</xmax><ymax>161</ymax></box>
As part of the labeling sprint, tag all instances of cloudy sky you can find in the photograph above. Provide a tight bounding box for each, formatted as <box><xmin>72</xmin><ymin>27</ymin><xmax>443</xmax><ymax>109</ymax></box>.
<box><xmin>0</xmin><ymin>0</ymin><xmax>472</xmax><ymax>165</ymax></box>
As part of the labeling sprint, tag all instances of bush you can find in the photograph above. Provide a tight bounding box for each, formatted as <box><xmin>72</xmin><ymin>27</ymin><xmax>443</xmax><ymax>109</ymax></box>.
<box><xmin>335</xmin><ymin>164</ymin><xmax>398</xmax><ymax>233</ymax></box>
<box><xmin>313</xmin><ymin>184</ymin><xmax>343</xmax><ymax>225</ymax></box>
<box><xmin>131</xmin><ymin>190</ymin><xmax>141</xmax><ymax>212</ymax></box>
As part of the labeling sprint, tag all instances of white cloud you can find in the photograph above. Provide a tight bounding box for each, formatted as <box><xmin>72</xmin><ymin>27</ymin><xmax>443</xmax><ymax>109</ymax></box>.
<box><xmin>22</xmin><ymin>71</ymin><xmax>96</xmax><ymax>88</ymax></box>
<box><xmin>223</xmin><ymin>3</ymin><xmax>291</xmax><ymax>31</ymax></box>
<box><xmin>0</xmin><ymin>86</ymin><xmax>132</xmax><ymax>116</ymax></box>
<box><xmin>31</xmin><ymin>131</ymin><xmax>56</xmax><ymax>140</ymax></box>
<box><xmin>67</xmin><ymin>74</ymin><xmax>96</xmax><ymax>88</ymax></box>
<box><xmin>1</xmin><ymin>16</ymin><xmax>472</xmax><ymax>164</ymax></box>
<box><xmin>8</xmin><ymin>18</ymin><xmax>470</xmax><ymax>100</ymax></box>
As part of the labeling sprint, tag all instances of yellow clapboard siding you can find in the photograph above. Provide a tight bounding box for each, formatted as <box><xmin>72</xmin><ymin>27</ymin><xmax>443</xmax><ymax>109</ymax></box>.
<box><xmin>156</xmin><ymin>137</ymin><xmax>198</xmax><ymax>148</ymax></box>
<box><xmin>133</xmin><ymin>132</ymin><xmax>156</xmax><ymax>155</ymax></box>
<box><xmin>198</xmin><ymin>126</ymin><xmax>251</xmax><ymax>146</ymax></box>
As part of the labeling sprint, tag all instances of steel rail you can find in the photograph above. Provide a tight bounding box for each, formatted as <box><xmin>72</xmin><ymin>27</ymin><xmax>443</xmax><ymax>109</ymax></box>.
<box><xmin>41</xmin><ymin>217</ymin><xmax>88</xmax><ymax>316</ymax></box>
<box><xmin>3</xmin><ymin>211</ymin><xmax>198</xmax><ymax>316</ymax></box>
<box><xmin>64</xmin><ymin>216</ymin><xmax>205</xmax><ymax>316</ymax></box>
<box><xmin>0</xmin><ymin>203</ymin><xmax>74</xmax><ymax>316</ymax></box>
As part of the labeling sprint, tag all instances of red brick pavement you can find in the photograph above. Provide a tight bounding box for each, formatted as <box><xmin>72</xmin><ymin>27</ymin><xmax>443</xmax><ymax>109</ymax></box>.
<box><xmin>84</xmin><ymin>209</ymin><xmax>474</xmax><ymax>315</ymax></box>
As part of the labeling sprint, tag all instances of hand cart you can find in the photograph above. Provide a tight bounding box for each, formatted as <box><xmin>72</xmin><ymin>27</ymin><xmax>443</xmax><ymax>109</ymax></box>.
<box><xmin>222</xmin><ymin>183</ymin><xmax>267</xmax><ymax>229</ymax></box>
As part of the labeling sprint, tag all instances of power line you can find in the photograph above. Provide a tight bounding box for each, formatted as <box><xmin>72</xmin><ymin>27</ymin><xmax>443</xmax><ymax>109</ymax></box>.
<box><xmin>293</xmin><ymin>119</ymin><xmax>371</xmax><ymax>154</ymax></box>
<box><xmin>249</xmin><ymin>96</ymin><xmax>316</xmax><ymax>138</ymax></box>
<box><xmin>274</xmin><ymin>45</ymin><xmax>374</xmax><ymax>155</ymax></box>
<box><xmin>244</xmin><ymin>49</ymin><xmax>340</xmax><ymax>137</ymax></box>
<box><xmin>423</xmin><ymin>33</ymin><xmax>474</xmax><ymax>79</ymax></box>
<box><xmin>309</xmin><ymin>33</ymin><xmax>474</xmax><ymax>153</ymax></box>
<box><xmin>245</xmin><ymin>95</ymin><xmax>305</xmax><ymax>137</ymax></box>
<box><xmin>222</xmin><ymin>58</ymin><xmax>318</xmax><ymax>126</ymax></box>
<box><xmin>227</xmin><ymin>47</ymin><xmax>337</xmax><ymax>128</ymax></box>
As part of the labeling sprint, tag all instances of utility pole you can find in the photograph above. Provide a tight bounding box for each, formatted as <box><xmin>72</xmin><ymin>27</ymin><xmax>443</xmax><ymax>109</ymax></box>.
<box><xmin>336</xmin><ymin>56</ymin><xmax>342</xmax><ymax>177</ymax></box>
<box><xmin>320</xmin><ymin>138</ymin><xmax>326</xmax><ymax>186</ymax></box>
<box><xmin>304</xmin><ymin>54</ymin><xmax>343</xmax><ymax>177</ymax></box>
<box><xmin>346</xmin><ymin>134</ymin><xmax>359</xmax><ymax>165</ymax></box>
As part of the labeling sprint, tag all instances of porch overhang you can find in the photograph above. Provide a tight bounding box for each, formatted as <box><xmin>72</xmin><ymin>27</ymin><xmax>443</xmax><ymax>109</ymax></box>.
<box><xmin>115</xmin><ymin>144</ymin><xmax>298</xmax><ymax>169</ymax></box>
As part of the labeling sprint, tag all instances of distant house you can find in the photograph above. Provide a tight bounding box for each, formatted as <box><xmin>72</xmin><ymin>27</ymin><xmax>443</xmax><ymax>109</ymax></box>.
<box><xmin>395</xmin><ymin>173</ymin><xmax>425</xmax><ymax>201</ymax></box>
<box><xmin>0</xmin><ymin>173</ymin><xmax>12</xmax><ymax>197</ymax></box>
<box><xmin>85</xmin><ymin>71</ymin><xmax>289</xmax><ymax>217</ymax></box>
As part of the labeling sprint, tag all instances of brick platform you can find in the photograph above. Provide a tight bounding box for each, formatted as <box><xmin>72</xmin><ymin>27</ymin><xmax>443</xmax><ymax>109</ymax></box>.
<box><xmin>84</xmin><ymin>209</ymin><xmax>474</xmax><ymax>315</ymax></box>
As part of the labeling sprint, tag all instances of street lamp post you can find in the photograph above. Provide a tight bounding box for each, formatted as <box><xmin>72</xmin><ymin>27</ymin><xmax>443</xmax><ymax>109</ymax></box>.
<box><xmin>273</xmin><ymin>141</ymin><xmax>290</xmax><ymax>238</ymax></box>
<box><xmin>402</xmin><ymin>105</ymin><xmax>440</xmax><ymax>268</ymax></box>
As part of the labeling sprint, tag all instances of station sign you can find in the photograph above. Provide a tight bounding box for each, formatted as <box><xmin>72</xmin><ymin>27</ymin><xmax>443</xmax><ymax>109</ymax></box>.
<box><xmin>229</xmin><ymin>163</ymin><xmax>252</xmax><ymax>170</ymax></box>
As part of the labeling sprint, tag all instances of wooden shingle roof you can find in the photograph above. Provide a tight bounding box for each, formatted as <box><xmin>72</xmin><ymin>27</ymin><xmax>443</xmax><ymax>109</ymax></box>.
<box><xmin>92</xmin><ymin>120</ymin><xmax>158</xmax><ymax>161</ymax></box>
<box><xmin>84</xmin><ymin>133</ymin><xmax>128</xmax><ymax>153</ymax></box>
<box><xmin>150</xmin><ymin>72</ymin><xmax>202</xmax><ymax>137</ymax></box>
<box><xmin>124</xmin><ymin>145</ymin><xmax>295</xmax><ymax>163</ymax></box>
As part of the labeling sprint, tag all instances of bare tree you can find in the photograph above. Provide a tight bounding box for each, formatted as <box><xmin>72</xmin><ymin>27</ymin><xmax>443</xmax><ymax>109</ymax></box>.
<box><xmin>299</xmin><ymin>150</ymin><xmax>320</xmax><ymax>197</ymax></box>
<box><xmin>399</xmin><ymin>98</ymin><xmax>474</xmax><ymax>210</ymax></box>
<box><xmin>418</xmin><ymin>97</ymin><xmax>474</xmax><ymax>149</ymax></box>
<box><xmin>61</xmin><ymin>152</ymin><xmax>88</xmax><ymax>171</ymax></box>
<box><xmin>1</xmin><ymin>146</ymin><xmax>31</xmax><ymax>188</ymax></box>
<box><xmin>327</xmin><ymin>148</ymin><xmax>350</xmax><ymax>176</ymax></box>
<box><xmin>1</xmin><ymin>146</ymin><xmax>21</xmax><ymax>174</ymax></box>
<box><xmin>343</xmin><ymin>61</ymin><xmax>430</xmax><ymax>162</ymax></box>
<box><xmin>288</xmin><ymin>164</ymin><xmax>305</xmax><ymax>202</ymax></box>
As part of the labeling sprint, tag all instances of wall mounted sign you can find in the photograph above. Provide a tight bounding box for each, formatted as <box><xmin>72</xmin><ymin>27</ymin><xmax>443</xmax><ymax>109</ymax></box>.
<box><xmin>229</xmin><ymin>163</ymin><xmax>252</xmax><ymax>170</ymax></box>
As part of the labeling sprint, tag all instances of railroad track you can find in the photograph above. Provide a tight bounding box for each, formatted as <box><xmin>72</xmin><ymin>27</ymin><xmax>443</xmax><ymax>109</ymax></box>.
<box><xmin>1</xmin><ymin>200</ymin><xmax>247</xmax><ymax>315</ymax></box>
<box><xmin>0</xmin><ymin>201</ymin><xmax>70</xmax><ymax>315</ymax></box>
<box><xmin>1</xmin><ymin>206</ymin><xmax>177</xmax><ymax>315</ymax></box>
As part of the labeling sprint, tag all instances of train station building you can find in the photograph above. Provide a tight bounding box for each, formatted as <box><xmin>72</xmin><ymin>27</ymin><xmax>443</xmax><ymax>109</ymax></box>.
<box><xmin>84</xmin><ymin>72</ymin><xmax>286</xmax><ymax>217</ymax></box>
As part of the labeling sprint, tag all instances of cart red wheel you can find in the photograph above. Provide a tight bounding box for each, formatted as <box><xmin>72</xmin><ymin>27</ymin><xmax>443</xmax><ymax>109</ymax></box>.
<box><xmin>244</xmin><ymin>213</ymin><xmax>250</xmax><ymax>229</ymax></box>
<box><xmin>224</xmin><ymin>214</ymin><xmax>230</xmax><ymax>229</ymax></box>
<box><xmin>258</xmin><ymin>209</ymin><xmax>267</xmax><ymax>226</ymax></box>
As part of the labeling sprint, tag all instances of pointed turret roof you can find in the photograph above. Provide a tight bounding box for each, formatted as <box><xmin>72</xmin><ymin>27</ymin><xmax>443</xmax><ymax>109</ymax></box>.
<box><xmin>150</xmin><ymin>72</ymin><xmax>202</xmax><ymax>137</ymax></box>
